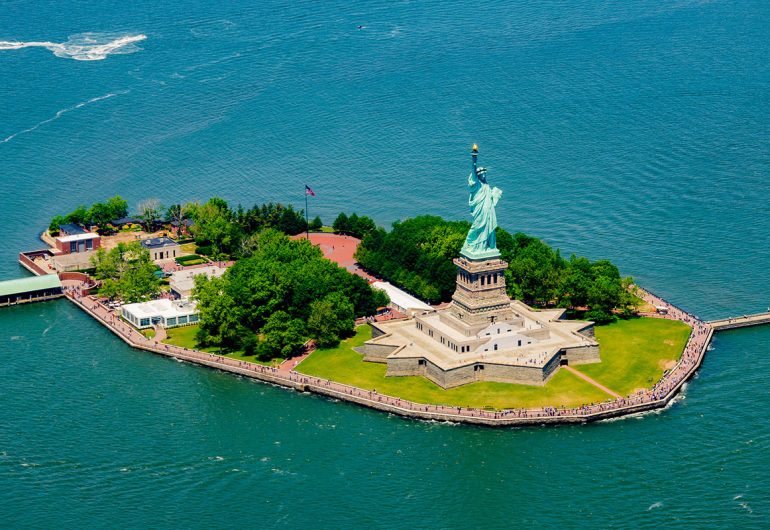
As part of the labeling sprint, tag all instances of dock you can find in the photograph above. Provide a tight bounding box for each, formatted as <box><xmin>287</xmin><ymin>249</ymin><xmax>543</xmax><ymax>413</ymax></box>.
<box><xmin>708</xmin><ymin>312</ymin><xmax>770</xmax><ymax>331</ymax></box>
<box><xmin>0</xmin><ymin>274</ymin><xmax>63</xmax><ymax>307</ymax></box>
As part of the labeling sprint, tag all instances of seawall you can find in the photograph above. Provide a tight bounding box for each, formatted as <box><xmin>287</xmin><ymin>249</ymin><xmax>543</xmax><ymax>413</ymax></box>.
<box><xmin>64</xmin><ymin>286</ymin><xmax>714</xmax><ymax>428</ymax></box>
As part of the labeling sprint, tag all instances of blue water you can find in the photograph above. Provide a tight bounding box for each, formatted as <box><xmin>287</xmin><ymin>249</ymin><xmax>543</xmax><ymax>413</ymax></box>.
<box><xmin>1</xmin><ymin>1</ymin><xmax>769</xmax><ymax>527</ymax></box>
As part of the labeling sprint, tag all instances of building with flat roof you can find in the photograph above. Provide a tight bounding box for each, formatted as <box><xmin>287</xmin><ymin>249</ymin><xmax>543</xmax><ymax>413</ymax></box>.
<box><xmin>360</xmin><ymin>255</ymin><xmax>600</xmax><ymax>388</ymax></box>
<box><xmin>371</xmin><ymin>281</ymin><xmax>432</xmax><ymax>314</ymax></box>
<box><xmin>140</xmin><ymin>237</ymin><xmax>181</xmax><ymax>262</ymax></box>
<box><xmin>54</xmin><ymin>232</ymin><xmax>101</xmax><ymax>254</ymax></box>
<box><xmin>169</xmin><ymin>265</ymin><xmax>226</xmax><ymax>299</ymax></box>
<box><xmin>0</xmin><ymin>274</ymin><xmax>63</xmax><ymax>306</ymax></box>
<box><xmin>58</xmin><ymin>223</ymin><xmax>87</xmax><ymax>236</ymax></box>
<box><xmin>121</xmin><ymin>298</ymin><xmax>199</xmax><ymax>329</ymax></box>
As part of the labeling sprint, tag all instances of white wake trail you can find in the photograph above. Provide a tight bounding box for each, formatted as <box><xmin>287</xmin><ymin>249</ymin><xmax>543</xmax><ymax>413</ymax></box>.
<box><xmin>1</xmin><ymin>90</ymin><xmax>128</xmax><ymax>144</ymax></box>
<box><xmin>0</xmin><ymin>32</ymin><xmax>146</xmax><ymax>61</ymax></box>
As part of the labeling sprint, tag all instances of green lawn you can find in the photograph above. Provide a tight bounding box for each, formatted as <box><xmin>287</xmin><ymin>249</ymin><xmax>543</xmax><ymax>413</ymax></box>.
<box><xmin>575</xmin><ymin>317</ymin><xmax>691</xmax><ymax>395</ymax></box>
<box><xmin>162</xmin><ymin>325</ymin><xmax>279</xmax><ymax>366</ymax></box>
<box><xmin>296</xmin><ymin>326</ymin><xmax>610</xmax><ymax>409</ymax></box>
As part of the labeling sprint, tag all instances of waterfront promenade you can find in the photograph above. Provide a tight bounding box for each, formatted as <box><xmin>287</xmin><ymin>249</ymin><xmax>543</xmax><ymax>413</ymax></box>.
<box><xmin>63</xmin><ymin>282</ymin><xmax>714</xmax><ymax>427</ymax></box>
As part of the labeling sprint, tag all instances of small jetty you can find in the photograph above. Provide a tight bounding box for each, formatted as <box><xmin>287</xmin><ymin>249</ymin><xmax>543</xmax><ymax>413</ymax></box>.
<box><xmin>708</xmin><ymin>312</ymin><xmax>770</xmax><ymax>331</ymax></box>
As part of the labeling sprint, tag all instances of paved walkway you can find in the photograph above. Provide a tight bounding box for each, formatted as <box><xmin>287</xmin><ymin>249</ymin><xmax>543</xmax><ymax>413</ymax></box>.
<box><xmin>563</xmin><ymin>365</ymin><xmax>622</xmax><ymax>398</ymax></box>
<box><xmin>153</xmin><ymin>325</ymin><xmax>167</xmax><ymax>341</ymax></box>
<box><xmin>292</xmin><ymin>233</ymin><xmax>377</xmax><ymax>282</ymax></box>
<box><xmin>278</xmin><ymin>352</ymin><xmax>311</xmax><ymax>373</ymax></box>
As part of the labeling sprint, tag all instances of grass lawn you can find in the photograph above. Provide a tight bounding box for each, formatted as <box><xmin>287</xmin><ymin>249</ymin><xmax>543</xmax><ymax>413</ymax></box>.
<box><xmin>296</xmin><ymin>326</ymin><xmax>610</xmax><ymax>410</ymax></box>
<box><xmin>162</xmin><ymin>325</ymin><xmax>279</xmax><ymax>366</ymax></box>
<box><xmin>180</xmin><ymin>242</ymin><xmax>197</xmax><ymax>253</ymax></box>
<box><xmin>575</xmin><ymin>317</ymin><xmax>691</xmax><ymax>395</ymax></box>
<box><xmin>175</xmin><ymin>254</ymin><xmax>208</xmax><ymax>266</ymax></box>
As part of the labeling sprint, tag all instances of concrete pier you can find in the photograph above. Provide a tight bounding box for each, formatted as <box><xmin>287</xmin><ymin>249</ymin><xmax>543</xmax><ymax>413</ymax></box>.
<box><xmin>708</xmin><ymin>312</ymin><xmax>770</xmax><ymax>331</ymax></box>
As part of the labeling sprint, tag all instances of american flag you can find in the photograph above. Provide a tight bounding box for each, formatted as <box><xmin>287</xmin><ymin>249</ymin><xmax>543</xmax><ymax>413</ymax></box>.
<box><xmin>305</xmin><ymin>184</ymin><xmax>316</xmax><ymax>196</ymax></box>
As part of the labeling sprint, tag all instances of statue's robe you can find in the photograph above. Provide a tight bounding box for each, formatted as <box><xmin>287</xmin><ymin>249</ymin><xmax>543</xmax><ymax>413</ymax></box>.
<box><xmin>462</xmin><ymin>171</ymin><xmax>502</xmax><ymax>254</ymax></box>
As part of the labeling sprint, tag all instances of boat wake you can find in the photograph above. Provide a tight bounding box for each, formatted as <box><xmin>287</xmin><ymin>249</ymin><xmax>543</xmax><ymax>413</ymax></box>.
<box><xmin>0</xmin><ymin>32</ymin><xmax>146</xmax><ymax>61</ymax></box>
<box><xmin>1</xmin><ymin>90</ymin><xmax>128</xmax><ymax>144</ymax></box>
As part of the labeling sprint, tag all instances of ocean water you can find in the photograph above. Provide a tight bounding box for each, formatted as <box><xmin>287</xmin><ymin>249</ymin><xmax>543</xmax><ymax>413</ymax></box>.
<box><xmin>1</xmin><ymin>0</ymin><xmax>769</xmax><ymax>527</ymax></box>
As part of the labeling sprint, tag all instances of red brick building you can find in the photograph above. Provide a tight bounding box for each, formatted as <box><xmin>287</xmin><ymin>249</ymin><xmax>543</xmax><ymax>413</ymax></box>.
<box><xmin>54</xmin><ymin>233</ymin><xmax>101</xmax><ymax>254</ymax></box>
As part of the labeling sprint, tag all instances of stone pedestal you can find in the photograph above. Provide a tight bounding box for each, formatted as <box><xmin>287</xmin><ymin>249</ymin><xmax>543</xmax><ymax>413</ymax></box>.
<box><xmin>449</xmin><ymin>253</ymin><xmax>515</xmax><ymax>326</ymax></box>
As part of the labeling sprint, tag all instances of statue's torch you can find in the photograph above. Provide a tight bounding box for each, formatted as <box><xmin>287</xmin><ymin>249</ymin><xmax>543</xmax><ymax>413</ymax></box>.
<box><xmin>472</xmin><ymin>143</ymin><xmax>478</xmax><ymax>172</ymax></box>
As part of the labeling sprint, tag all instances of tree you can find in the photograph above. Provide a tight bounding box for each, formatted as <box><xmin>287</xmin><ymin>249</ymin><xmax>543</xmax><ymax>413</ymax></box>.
<box><xmin>65</xmin><ymin>205</ymin><xmax>89</xmax><ymax>226</ymax></box>
<box><xmin>309</xmin><ymin>215</ymin><xmax>323</xmax><ymax>231</ymax></box>
<box><xmin>333</xmin><ymin>212</ymin><xmax>376</xmax><ymax>238</ymax></box>
<box><xmin>167</xmin><ymin>203</ymin><xmax>191</xmax><ymax>235</ymax></box>
<box><xmin>260</xmin><ymin>311</ymin><xmax>307</xmax><ymax>358</ymax></box>
<box><xmin>618</xmin><ymin>277</ymin><xmax>641</xmax><ymax>318</ymax></box>
<box><xmin>332</xmin><ymin>212</ymin><xmax>349</xmax><ymax>233</ymax></box>
<box><xmin>137</xmin><ymin>198</ymin><xmax>163</xmax><ymax>231</ymax></box>
<box><xmin>90</xmin><ymin>241</ymin><xmax>160</xmax><ymax>302</ymax></box>
<box><xmin>559</xmin><ymin>256</ymin><xmax>592</xmax><ymax>308</ymax></box>
<box><xmin>189</xmin><ymin>197</ymin><xmax>241</xmax><ymax>258</ymax></box>
<box><xmin>354</xmin><ymin>216</ymin><xmax>469</xmax><ymax>303</ymax></box>
<box><xmin>48</xmin><ymin>215</ymin><xmax>66</xmax><ymax>236</ymax></box>
<box><xmin>307</xmin><ymin>292</ymin><xmax>355</xmax><ymax>347</ymax></box>
<box><xmin>105</xmin><ymin>196</ymin><xmax>129</xmax><ymax>221</ymax></box>
<box><xmin>192</xmin><ymin>274</ymin><xmax>241</xmax><ymax>350</ymax></box>
<box><xmin>87</xmin><ymin>202</ymin><xmax>114</xmax><ymax>231</ymax></box>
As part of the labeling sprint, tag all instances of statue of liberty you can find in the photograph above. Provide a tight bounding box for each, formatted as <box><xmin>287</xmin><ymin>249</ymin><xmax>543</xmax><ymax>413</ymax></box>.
<box><xmin>461</xmin><ymin>144</ymin><xmax>503</xmax><ymax>259</ymax></box>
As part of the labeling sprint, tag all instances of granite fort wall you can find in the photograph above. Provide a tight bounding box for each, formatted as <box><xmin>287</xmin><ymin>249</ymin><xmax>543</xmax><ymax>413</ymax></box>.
<box><xmin>355</xmin><ymin>342</ymin><xmax>398</xmax><ymax>362</ymax></box>
<box><xmin>562</xmin><ymin>344</ymin><xmax>601</xmax><ymax>365</ymax></box>
<box><xmin>386</xmin><ymin>354</ymin><xmax>560</xmax><ymax>387</ymax></box>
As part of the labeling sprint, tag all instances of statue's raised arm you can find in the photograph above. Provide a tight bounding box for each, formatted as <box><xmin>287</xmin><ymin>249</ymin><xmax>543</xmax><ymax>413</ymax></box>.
<box><xmin>460</xmin><ymin>144</ymin><xmax>503</xmax><ymax>260</ymax></box>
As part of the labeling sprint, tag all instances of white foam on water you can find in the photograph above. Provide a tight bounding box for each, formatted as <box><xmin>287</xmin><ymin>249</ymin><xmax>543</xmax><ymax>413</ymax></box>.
<box><xmin>1</xmin><ymin>90</ymin><xmax>128</xmax><ymax>144</ymax></box>
<box><xmin>0</xmin><ymin>32</ymin><xmax>146</xmax><ymax>61</ymax></box>
<box><xmin>647</xmin><ymin>501</ymin><xmax>663</xmax><ymax>510</ymax></box>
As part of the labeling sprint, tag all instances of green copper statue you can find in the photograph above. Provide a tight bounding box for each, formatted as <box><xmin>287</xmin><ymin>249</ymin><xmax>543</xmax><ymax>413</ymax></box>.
<box><xmin>461</xmin><ymin>144</ymin><xmax>502</xmax><ymax>260</ymax></box>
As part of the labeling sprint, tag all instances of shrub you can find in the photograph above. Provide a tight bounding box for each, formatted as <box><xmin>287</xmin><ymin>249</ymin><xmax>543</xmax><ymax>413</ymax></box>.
<box><xmin>196</xmin><ymin>245</ymin><xmax>213</xmax><ymax>256</ymax></box>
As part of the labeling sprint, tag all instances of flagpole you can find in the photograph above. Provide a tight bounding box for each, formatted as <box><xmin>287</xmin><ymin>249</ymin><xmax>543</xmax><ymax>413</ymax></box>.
<box><xmin>305</xmin><ymin>187</ymin><xmax>309</xmax><ymax>240</ymax></box>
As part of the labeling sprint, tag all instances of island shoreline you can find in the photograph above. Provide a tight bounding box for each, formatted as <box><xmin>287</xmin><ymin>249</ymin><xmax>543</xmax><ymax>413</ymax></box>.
<box><xmin>63</xmin><ymin>284</ymin><xmax>713</xmax><ymax>428</ymax></box>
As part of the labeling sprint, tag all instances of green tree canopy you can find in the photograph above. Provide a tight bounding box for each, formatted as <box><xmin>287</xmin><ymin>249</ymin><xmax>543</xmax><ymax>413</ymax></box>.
<box><xmin>189</xmin><ymin>198</ymin><xmax>242</xmax><ymax>259</ymax></box>
<box><xmin>90</xmin><ymin>241</ymin><xmax>160</xmax><ymax>302</ymax></box>
<box><xmin>192</xmin><ymin>229</ymin><xmax>385</xmax><ymax>358</ymax></box>
<box><xmin>307</xmin><ymin>292</ymin><xmax>355</xmax><ymax>347</ymax></box>
<box><xmin>355</xmin><ymin>214</ymin><xmax>634</xmax><ymax>322</ymax></box>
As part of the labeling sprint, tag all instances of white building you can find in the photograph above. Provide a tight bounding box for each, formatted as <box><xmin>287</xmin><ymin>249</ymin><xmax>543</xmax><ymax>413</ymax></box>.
<box><xmin>371</xmin><ymin>281</ymin><xmax>433</xmax><ymax>314</ymax></box>
<box><xmin>121</xmin><ymin>298</ymin><xmax>199</xmax><ymax>329</ymax></box>
<box><xmin>140</xmin><ymin>237</ymin><xmax>181</xmax><ymax>262</ymax></box>
<box><xmin>169</xmin><ymin>265</ymin><xmax>226</xmax><ymax>299</ymax></box>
